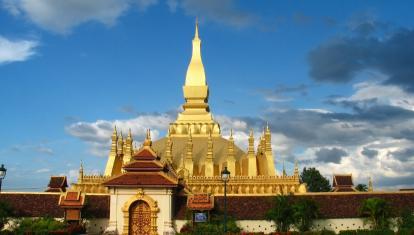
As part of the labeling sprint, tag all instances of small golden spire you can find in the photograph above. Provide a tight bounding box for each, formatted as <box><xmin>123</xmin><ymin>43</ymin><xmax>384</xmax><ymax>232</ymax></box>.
<box><xmin>127</xmin><ymin>128</ymin><xmax>132</xmax><ymax>139</ymax></box>
<box><xmin>143</xmin><ymin>129</ymin><xmax>152</xmax><ymax>147</ymax></box>
<box><xmin>294</xmin><ymin>160</ymin><xmax>299</xmax><ymax>176</ymax></box>
<box><xmin>368</xmin><ymin>177</ymin><xmax>373</xmax><ymax>192</ymax></box>
<box><xmin>185</xmin><ymin>129</ymin><xmax>193</xmax><ymax>160</ymax></box>
<box><xmin>206</xmin><ymin>129</ymin><xmax>213</xmax><ymax>161</ymax></box>
<box><xmin>165</xmin><ymin>129</ymin><xmax>173</xmax><ymax>163</ymax></box>
<box><xmin>248</xmin><ymin>129</ymin><xmax>255</xmax><ymax>155</ymax></box>
<box><xmin>79</xmin><ymin>160</ymin><xmax>84</xmax><ymax>174</ymax></box>
<box><xmin>195</xmin><ymin>17</ymin><xmax>199</xmax><ymax>39</ymax></box>
<box><xmin>282</xmin><ymin>160</ymin><xmax>287</xmax><ymax>176</ymax></box>
<box><xmin>117</xmin><ymin>132</ymin><xmax>124</xmax><ymax>155</ymax></box>
<box><xmin>78</xmin><ymin>160</ymin><xmax>84</xmax><ymax>183</ymax></box>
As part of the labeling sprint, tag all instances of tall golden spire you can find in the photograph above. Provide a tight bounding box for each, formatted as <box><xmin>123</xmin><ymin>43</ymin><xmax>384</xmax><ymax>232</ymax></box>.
<box><xmin>185</xmin><ymin>19</ymin><xmax>206</xmax><ymax>86</ymax></box>
<box><xmin>171</xmin><ymin>19</ymin><xmax>221</xmax><ymax>137</ymax></box>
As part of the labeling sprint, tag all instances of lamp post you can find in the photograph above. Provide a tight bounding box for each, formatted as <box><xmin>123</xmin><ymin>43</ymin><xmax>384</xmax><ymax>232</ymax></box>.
<box><xmin>0</xmin><ymin>164</ymin><xmax>6</xmax><ymax>192</ymax></box>
<box><xmin>221</xmin><ymin>166</ymin><xmax>230</xmax><ymax>234</ymax></box>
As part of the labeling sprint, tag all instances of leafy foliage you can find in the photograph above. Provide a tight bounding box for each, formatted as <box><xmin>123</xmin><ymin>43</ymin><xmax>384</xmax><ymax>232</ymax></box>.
<box><xmin>0</xmin><ymin>201</ymin><xmax>13</xmax><ymax>229</ymax></box>
<box><xmin>11</xmin><ymin>217</ymin><xmax>66</xmax><ymax>234</ymax></box>
<box><xmin>359</xmin><ymin>198</ymin><xmax>393</xmax><ymax>230</ymax></box>
<box><xmin>355</xmin><ymin>184</ymin><xmax>368</xmax><ymax>192</ymax></box>
<box><xmin>265</xmin><ymin>195</ymin><xmax>294</xmax><ymax>232</ymax></box>
<box><xmin>179</xmin><ymin>212</ymin><xmax>241</xmax><ymax>234</ymax></box>
<box><xmin>300</xmin><ymin>167</ymin><xmax>331</xmax><ymax>192</ymax></box>
<box><xmin>399</xmin><ymin>208</ymin><xmax>414</xmax><ymax>231</ymax></box>
<box><xmin>292</xmin><ymin>198</ymin><xmax>319</xmax><ymax>232</ymax></box>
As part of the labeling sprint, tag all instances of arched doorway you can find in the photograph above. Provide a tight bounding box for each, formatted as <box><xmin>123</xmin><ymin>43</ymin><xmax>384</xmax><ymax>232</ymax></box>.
<box><xmin>129</xmin><ymin>200</ymin><xmax>151</xmax><ymax>235</ymax></box>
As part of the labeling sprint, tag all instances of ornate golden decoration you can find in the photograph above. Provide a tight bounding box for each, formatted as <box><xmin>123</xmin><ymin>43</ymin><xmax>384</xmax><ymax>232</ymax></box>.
<box><xmin>122</xmin><ymin>189</ymin><xmax>159</xmax><ymax>235</ymax></box>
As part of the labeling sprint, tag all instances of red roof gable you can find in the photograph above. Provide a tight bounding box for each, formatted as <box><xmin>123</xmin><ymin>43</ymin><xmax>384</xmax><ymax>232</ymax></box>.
<box><xmin>58</xmin><ymin>191</ymin><xmax>85</xmax><ymax>208</ymax></box>
<box><xmin>46</xmin><ymin>176</ymin><xmax>68</xmax><ymax>192</ymax></box>
<box><xmin>133</xmin><ymin>148</ymin><xmax>157</xmax><ymax>160</ymax></box>
<box><xmin>123</xmin><ymin>161</ymin><xmax>164</xmax><ymax>171</ymax></box>
<box><xmin>333</xmin><ymin>175</ymin><xmax>354</xmax><ymax>187</ymax></box>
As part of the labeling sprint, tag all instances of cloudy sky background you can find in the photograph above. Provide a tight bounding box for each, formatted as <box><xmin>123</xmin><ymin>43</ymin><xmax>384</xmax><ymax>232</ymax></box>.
<box><xmin>1</xmin><ymin>0</ymin><xmax>414</xmax><ymax>191</ymax></box>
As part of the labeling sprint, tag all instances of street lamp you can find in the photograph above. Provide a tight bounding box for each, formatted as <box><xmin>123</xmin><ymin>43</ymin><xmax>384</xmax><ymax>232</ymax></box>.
<box><xmin>221</xmin><ymin>166</ymin><xmax>230</xmax><ymax>233</ymax></box>
<box><xmin>0</xmin><ymin>164</ymin><xmax>6</xmax><ymax>192</ymax></box>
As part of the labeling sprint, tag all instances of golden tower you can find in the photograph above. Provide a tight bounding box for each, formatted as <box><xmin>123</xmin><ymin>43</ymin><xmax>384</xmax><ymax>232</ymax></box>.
<box><xmin>72</xmin><ymin>21</ymin><xmax>305</xmax><ymax>195</ymax></box>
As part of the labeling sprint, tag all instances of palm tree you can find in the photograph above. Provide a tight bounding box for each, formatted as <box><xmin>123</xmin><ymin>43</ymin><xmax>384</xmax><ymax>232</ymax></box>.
<box><xmin>356</xmin><ymin>184</ymin><xmax>368</xmax><ymax>192</ymax></box>
<box><xmin>265</xmin><ymin>195</ymin><xmax>294</xmax><ymax>232</ymax></box>
<box><xmin>292</xmin><ymin>198</ymin><xmax>319</xmax><ymax>232</ymax></box>
<box><xmin>359</xmin><ymin>197</ymin><xmax>392</xmax><ymax>230</ymax></box>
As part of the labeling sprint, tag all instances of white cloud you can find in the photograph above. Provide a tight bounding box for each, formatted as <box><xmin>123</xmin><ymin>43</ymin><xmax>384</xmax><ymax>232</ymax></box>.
<box><xmin>66</xmin><ymin>113</ymin><xmax>174</xmax><ymax>156</ymax></box>
<box><xmin>335</xmin><ymin>81</ymin><xmax>414</xmax><ymax>111</ymax></box>
<box><xmin>35</xmin><ymin>146</ymin><xmax>54</xmax><ymax>155</ymax></box>
<box><xmin>0</xmin><ymin>36</ymin><xmax>38</xmax><ymax>64</ymax></box>
<box><xmin>36</xmin><ymin>168</ymin><xmax>50</xmax><ymax>173</ymax></box>
<box><xmin>3</xmin><ymin>0</ymin><xmax>157</xmax><ymax>34</ymax></box>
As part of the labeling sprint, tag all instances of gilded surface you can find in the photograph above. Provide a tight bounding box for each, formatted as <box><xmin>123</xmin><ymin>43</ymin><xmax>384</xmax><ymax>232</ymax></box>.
<box><xmin>72</xmin><ymin>21</ymin><xmax>306</xmax><ymax>195</ymax></box>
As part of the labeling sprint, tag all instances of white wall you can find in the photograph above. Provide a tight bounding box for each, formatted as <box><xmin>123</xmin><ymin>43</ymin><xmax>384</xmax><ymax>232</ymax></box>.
<box><xmin>108</xmin><ymin>188</ymin><xmax>174</xmax><ymax>234</ymax></box>
<box><xmin>86</xmin><ymin>218</ymin><xmax>109</xmax><ymax>234</ymax></box>
<box><xmin>175</xmin><ymin>218</ymin><xmax>374</xmax><ymax>234</ymax></box>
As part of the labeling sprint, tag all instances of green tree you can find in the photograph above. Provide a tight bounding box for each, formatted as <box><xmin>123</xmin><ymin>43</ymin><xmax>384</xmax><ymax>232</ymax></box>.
<box><xmin>355</xmin><ymin>184</ymin><xmax>368</xmax><ymax>192</ymax></box>
<box><xmin>292</xmin><ymin>198</ymin><xmax>319</xmax><ymax>232</ymax></box>
<box><xmin>300</xmin><ymin>167</ymin><xmax>331</xmax><ymax>192</ymax></box>
<box><xmin>359</xmin><ymin>197</ymin><xmax>393</xmax><ymax>230</ymax></box>
<box><xmin>399</xmin><ymin>208</ymin><xmax>414</xmax><ymax>230</ymax></box>
<box><xmin>0</xmin><ymin>201</ymin><xmax>13</xmax><ymax>230</ymax></box>
<box><xmin>265</xmin><ymin>195</ymin><xmax>294</xmax><ymax>232</ymax></box>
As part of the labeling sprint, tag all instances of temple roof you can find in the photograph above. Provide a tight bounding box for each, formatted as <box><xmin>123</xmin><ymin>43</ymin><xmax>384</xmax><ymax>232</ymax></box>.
<box><xmin>103</xmin><ymin>172</ymin><xmax>178</xmax><ymax>187</ymax></box>
<box><xmin>104</xmin><ymin>142</ymin><xmax>179</xmax><ymax>188</ymax></box>
<box><xmin>45</xmin><ymin>176</ymin><xmax>68</xmax><ymax>192</ymax></box>
<box><xmin>152</xmin><ymin>136</ymin><xmax>246</xmax><ymax>166</ymax></box>
<box><xmin>332</xmin><ymin>174</ymin><xmax>356</xmax><ymax>192</ymax></box>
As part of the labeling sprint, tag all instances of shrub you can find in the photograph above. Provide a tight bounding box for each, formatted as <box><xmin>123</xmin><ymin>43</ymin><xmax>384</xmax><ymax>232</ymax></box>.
<box><xmin>266</xmin><ymin>195</ymin><xmax>294</xmax><ymax>232</ymax></box>
<box><xmin>11</xmin><ymin>217</ymin><xmax>66</xmax><ymax>234</ymax></box>
<box><xmin>399</xmin><ymin>209</ymin><xmax>414</xmax><ymax>231</ymax></box>
<box><xmin>0</xmin><ymin>201</ymin><xmax>13</xmax><ymax>230</ymax></box>
<box><xmin>292</xmin><ymin>198</ymin><xmax>319</xmax><ymax>232</ymax></box>
<box><xmin>359</xmin><ymin>198</ymin><xmax>393</xmax><ymax>230</ymax></box>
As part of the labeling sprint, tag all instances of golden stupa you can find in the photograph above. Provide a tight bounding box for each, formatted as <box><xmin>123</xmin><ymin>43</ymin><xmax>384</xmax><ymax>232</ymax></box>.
<box><xmin>72</xmin><ymin>21</ymin><xmax>306</xmax><ymax>195</ymax></box>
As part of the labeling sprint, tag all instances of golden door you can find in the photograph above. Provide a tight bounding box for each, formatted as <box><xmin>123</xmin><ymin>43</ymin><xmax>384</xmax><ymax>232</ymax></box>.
<box><xmin>129</xmin><ymin>201</ymin><xmax>151</xmax><ymax>235</ymax></box>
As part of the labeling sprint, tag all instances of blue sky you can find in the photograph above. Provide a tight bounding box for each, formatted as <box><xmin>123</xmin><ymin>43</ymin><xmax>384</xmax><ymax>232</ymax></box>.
<box><xmin>1</xmin><ymin>0</ymin><xmax>414</xmax><ymax>191</ymax></box>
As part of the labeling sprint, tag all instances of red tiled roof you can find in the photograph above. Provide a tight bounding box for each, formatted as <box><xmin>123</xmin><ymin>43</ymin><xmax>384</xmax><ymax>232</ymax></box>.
<box><xmin>46</xmin><ymin>176</ymin><xmax>68</xmax><ymax>192</ymax></box>
<box><xmin>103</xmin><ymin>172</ymin><xmax>178</xmax><ymax>187</ymax></box>
<box><xmin>59</xmin><ymin>191</ymin><xmax>85</xmax><ymax>208</ymax></box>
<box><xmin>133</xmin><ymin>148</ymin><xmax>157</xmax><ymax>160</ymax></box>
<box><xmin>123</xmin><ymin>161</ymin><xmax>164</xmax><ymax>171</ymax></box>
<box><xmin>333</xmin><ymin>175</ymin><xmax>354</xmax><ymax>187</ymax></box>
